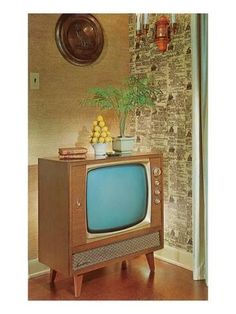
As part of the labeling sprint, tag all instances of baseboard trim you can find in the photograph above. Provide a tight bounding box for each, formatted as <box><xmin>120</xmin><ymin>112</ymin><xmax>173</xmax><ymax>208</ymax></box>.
<box><xmin>154</xmin><ymin>243</ymin><xmax>193</xmax><ymax>271</ymax></box>
<box><xmin>28</xmin><ymin>258</ymin><xmax>49</xmax><ymax>278</ymax></box>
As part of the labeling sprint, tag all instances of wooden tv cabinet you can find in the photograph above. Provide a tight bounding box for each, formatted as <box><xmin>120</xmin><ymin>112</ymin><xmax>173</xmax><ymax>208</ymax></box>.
<box><xmin>38</xmin><ymin>152</ymin><xmax>163</xmax><ymax>297</ymax></box>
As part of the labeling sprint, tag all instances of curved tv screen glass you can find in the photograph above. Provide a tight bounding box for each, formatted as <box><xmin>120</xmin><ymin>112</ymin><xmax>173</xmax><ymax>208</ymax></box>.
<box><xmin>86</xmin><ymin>164</ymin><xmax>148</xmax><ymax>233</ymax></box>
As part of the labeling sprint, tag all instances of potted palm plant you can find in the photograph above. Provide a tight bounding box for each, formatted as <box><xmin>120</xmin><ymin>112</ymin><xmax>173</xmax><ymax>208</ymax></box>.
<box><xmin>85</xmin><ymin>76</ymin><xmax>162</xmax><ymax>153</ymax></box>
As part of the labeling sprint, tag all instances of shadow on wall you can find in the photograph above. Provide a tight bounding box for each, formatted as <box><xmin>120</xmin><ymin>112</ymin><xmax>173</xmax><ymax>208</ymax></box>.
<box><xmin>75</xmin><ymin>125</ymin><xmax>95</xmax><ymax>154</ymax></box>
<box><xmin>75</xmin><ymin>126</ymin><xmax>90</xmax><ymax>147</ymax></box>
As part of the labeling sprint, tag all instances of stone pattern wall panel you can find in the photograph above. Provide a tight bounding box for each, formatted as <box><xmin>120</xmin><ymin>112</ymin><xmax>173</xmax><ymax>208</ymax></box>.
<box><xmin>128</xmin><ymin>14</ymin><xmax>192</xmax><ymax>252</ymax></box>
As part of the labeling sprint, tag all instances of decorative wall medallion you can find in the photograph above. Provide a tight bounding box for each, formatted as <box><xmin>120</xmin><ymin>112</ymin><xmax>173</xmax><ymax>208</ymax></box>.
<box><xmin>55</xmin><ymin>14</ymin><xmax>104</xmax><ymax>66</ymax></box>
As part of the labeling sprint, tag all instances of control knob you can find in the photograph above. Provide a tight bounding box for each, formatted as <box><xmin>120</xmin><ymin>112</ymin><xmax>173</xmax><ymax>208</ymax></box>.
<box><xmin>154</xmin><ymin>198</ymin><xmax>160</xmax><ymax>205</ymax></box>
<box><xmin>153</xmin><ymin>167</ymin><xmax>161</xmax><ymax>177</ymax></box>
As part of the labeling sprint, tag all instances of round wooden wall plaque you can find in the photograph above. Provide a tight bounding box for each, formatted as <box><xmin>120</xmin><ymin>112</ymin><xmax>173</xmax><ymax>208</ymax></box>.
<box><xmin>55</xmin><ymin>14</ymin><xmax>104</xmax><ymax>66</ymax></box>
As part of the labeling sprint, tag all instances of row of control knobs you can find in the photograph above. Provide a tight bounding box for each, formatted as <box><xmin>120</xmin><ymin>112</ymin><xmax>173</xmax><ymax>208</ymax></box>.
<box><xmin>152</xmin><ymin>167</ymin><xmax>161</xmax><ymax>205</ymax></box>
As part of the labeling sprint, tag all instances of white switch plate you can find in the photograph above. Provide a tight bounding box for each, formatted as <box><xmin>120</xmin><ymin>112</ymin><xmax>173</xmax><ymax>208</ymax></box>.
<box><xmin>30</xmin><ymin>72</ymin><xmax>40</xmax><ymax>90</ymax></box>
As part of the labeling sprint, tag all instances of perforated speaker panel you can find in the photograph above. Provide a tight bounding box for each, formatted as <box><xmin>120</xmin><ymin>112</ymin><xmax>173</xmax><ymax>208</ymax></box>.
<box><xmin>72</xmin><ymin>231</ymin><xmax>161</xmax><ymax>271</ymax></box>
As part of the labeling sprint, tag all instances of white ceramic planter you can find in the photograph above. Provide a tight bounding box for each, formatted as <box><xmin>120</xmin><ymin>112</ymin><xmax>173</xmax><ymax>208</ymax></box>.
<box><xmin>92</xmin><ymin>143</ymin><xmax>108</xmax><ymax>156</ymax></box>
<box><xmin>112</xmin><ymin>136</ymin><xmax>135</xmax><ymax>153</ymax></box>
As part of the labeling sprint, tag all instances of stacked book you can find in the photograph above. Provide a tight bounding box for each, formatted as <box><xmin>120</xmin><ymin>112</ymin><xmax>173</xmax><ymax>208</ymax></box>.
<box><xmin>58</xmin><ymin>147</ymin><xmax>88</xmax><ymax>160</ymax></box>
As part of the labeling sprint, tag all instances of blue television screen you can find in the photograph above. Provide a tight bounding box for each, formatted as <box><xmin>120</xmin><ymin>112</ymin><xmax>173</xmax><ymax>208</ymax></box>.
<box><xmin>86</xmin><ymin>163</ymin><xmax>148</xmax><ymax>233</ymax></box>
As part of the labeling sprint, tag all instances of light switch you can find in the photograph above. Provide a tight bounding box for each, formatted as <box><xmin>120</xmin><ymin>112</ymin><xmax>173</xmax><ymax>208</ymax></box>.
<box><xmin>30</xmin><ymin>72</ymin><xmax>40</xmax><ymax>90</ymax></box>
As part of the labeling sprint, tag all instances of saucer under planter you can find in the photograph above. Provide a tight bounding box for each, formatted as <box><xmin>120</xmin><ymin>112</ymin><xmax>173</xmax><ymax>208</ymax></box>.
<box><xmin>92</xmin><ymin>143</ymin><xmax>108</xmax><ymax>156</ymax></box>
<box><xmin>112</xmin><ymin>136</ymin><xmax>135</xmax><ymax>154</ymax></box>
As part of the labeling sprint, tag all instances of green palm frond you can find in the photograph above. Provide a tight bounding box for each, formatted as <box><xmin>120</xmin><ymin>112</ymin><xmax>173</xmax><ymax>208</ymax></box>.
<box><xmin>83</xmin><ymin>76</ymin><xmax>162</xmax><ymax>136</ymax></box>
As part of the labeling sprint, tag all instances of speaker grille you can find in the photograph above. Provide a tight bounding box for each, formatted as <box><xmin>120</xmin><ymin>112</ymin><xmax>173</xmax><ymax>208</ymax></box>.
<box><xmin>72</xmin><ymin>231</ymin><xmax>160</xmax><ymax>271</ymax></box>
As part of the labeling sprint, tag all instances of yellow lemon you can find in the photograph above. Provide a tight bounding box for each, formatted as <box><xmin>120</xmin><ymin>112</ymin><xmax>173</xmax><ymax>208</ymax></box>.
<box><xmin>104</xmin><ymin>137</ymin><xmax>111</xmax><ymax>143</ymax></box>
<box><xmin>102</xmin><ymin>126</ymin><xmax>108</xmax><ymax>132</ymax></box>
<box><xmin>93</xmin><ymin>121</ymin><xmax>98</xmax><ymax>126</ymax></box>
<box><xmin>93</xmin><ymin>131</ymin><xmax>100</xmax><ymax>138</ymax></box>
<box><xmin>98</xmin><ymin>137</ymin><xmax>105</xmax><ymax>143</ymax></box>
<box><xmin>97</xmin><ymin>115</ymin><xmax>103</xmax><ymax>122</ymax></box>
<box><xmin>98</xmin><ymin>121</ymin><xmax>105</xmax><ymax>128</ymax></box>
<box><xmin>94</xmin><ymin>125</ymin><xmax>101</xmax><ymax>132</ymax></box>
<box><xmin>101</xmin><ymin>131</ymin><xmax>107</xmax><ymax>138</ymax></box>
<box><xmin>91</xmin><ymin>137</ymin><xmax>98</xmax><ymax>144</ymax></box>
<box><xmin>107</xmin><ymin>131</ymin><xmax>111</xmax><ymax>136</ymax></box>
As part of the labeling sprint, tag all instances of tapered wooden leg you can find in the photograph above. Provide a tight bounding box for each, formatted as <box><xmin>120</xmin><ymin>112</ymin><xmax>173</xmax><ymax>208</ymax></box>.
<box><xmin>50</xmin><ymin>269</ymin><xmax>57</xmax><ymax>284</ymax></box>
<box><xmin>121</xmin><ymin>260</ymin><xmax>127</xmax><ymax>270</ymax></box>
<box><xmin>73</xmin><ymin>274</ymin><xmax>83</xmax><ymax>297</ymax></box>
<box><xmin>146</xmin><ymin>252</ymin><xmax>155</xmax><ymax>272</ymax></box>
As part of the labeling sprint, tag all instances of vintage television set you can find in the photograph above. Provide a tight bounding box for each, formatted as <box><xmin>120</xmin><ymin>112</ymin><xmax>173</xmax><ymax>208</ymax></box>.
<box><xmin>38</xmin><ymin>152</ymin><xmax>163</xmax><ymax>297</ymax></box>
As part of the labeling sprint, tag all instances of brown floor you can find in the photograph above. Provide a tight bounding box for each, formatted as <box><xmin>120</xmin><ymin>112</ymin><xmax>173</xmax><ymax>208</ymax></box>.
<box><xmin>28</xmin><ymin>256</ymin><xmax>208</xmax><ymax>300</ymax></box>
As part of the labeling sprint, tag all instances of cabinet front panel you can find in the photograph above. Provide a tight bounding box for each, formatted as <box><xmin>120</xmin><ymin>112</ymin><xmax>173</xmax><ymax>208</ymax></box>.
<box><xmin>70</xmin><ymin>165</ymin><xmax>87</xmax><ymax>247</ymax></box>
<box><xmin>69</xmin><ymin>155</ymin><xmax>163</xmax><ymax>248</ymax></box>
<box><xmin>150</xmin><ymin>157</ymin><xmax>163</xmax><ymax>228</ymax></box>
<box><xmin>72</xmin><ymin>231</ymin><xmax>161</xmax><ymax>272</ymax></box>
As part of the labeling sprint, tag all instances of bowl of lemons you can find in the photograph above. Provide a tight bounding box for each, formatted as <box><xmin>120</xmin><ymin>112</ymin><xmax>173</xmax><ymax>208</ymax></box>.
<box><xmin>89</xmin><ymin>115</ymin><xmax>112</xmax><ymax>156</ymax></box>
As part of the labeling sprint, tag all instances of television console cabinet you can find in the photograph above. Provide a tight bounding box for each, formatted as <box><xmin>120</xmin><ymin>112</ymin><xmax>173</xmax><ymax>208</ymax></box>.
<box><xmin>38</xmin><ymin>152</ymin><xmax>163</xmax><ymax>297</ymax></box>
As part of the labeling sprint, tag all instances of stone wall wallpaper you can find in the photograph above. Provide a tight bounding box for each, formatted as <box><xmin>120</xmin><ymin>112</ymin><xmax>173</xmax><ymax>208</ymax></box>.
<box><xmin>128</xmin><ymin>14</ymin><xmax>192</xmax><ymax>252</ymax></box>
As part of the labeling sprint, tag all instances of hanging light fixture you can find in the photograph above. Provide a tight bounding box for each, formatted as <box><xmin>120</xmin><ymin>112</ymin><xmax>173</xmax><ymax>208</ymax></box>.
<box><xmin>136</xmin><ymin>14</ymin><xmax>149</xmax><ymax>37</ymax></box>
<box><xmin>135</xmin><ymin>13</ymin><xmax>177</xmax><ymax>53</ymax></box>
<box><xmin>155</xmin><ymin>15</ymin><xmax>170</xmax><ymax>53</ymax></box>
<box><xmin>171</xmin><ymin>14</ymin><xmax>178</xmax><ymax>34</ymax></box>
<box><xmin>143</xmin><ymin>14</ymin><xmax>149</xmax><ymax>34</ymax></box>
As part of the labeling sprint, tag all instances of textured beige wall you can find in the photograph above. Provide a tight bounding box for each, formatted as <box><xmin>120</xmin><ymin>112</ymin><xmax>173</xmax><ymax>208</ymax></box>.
<box><xmin>28</xmin><ymin>14</ymin><xmax>129</xmax><ymax>259</ymax></box>
<box><xmin>29</xmin><ymin>14</ymin><xmax>129</xmax><ymax>165</ymax></box>
<box><xmin>28</xmin><ymin>165</ymin><xmax>38</xmax><ymax>259</ymax></box>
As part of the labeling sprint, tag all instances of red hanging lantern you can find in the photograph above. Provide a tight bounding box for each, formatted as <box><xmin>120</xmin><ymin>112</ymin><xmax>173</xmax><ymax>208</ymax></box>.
<box><xmin>155</xmin><ymin>15</ymin><xmax>170</xmax><ymax>53</ymax></box>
